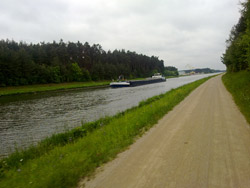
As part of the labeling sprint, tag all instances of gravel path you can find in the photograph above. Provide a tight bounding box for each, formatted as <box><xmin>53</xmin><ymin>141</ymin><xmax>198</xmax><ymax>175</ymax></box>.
<box><xmin>79</xmin><ymin>75</ymin><xmax>250</xmax><ymax>188</ymax></box>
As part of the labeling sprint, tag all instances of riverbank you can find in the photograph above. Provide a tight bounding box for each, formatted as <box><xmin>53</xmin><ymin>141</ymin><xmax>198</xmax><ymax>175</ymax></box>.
<box><xmin>0</xmin><ymin>81</ymin><xmax>110</xmax><ymax>96</ymax></box>
<box><xmin>222</xmin><ymin>71</ymin><xmax>250</xmax><ymax>124</ymax></box>
<box><xmin>0</xmin><ymin>76</ymin><xmax>213</xmax><ymax>188</ymax></box>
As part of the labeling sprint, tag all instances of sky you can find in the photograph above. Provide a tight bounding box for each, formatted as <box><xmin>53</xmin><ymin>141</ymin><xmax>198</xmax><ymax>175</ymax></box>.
<box><xmin>0</xmin><ymin>0</ymin><xmax>242</xmax><ymax>70</ymax></box>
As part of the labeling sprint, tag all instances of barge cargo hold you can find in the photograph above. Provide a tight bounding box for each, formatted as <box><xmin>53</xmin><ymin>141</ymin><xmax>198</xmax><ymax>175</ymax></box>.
<box><xmin>110</xmin><ymin>73</ymin><xmax>166</xmax><ymax>88</ymax></box>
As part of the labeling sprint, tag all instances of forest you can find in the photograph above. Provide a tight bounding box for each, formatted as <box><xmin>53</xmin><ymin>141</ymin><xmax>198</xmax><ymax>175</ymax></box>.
<box><xmin>221</xmin><ymin>0</ymin><xmax>250</xmax><ymax>72</ymax></box>
<box><xmin>0</xmin><ymin>39</ymin><xmax>178</xmax><ymax>87</ymax></box>
<box><xmin>184</xmin><ymin>68</ymin><xmax>222</xmax><ymax>74</ymax></box>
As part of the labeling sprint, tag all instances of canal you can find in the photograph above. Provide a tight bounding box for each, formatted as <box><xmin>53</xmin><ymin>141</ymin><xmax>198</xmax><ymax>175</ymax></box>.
<box><xmin>0</xmin><ymin>73</ymin><xmax>218</xmax><ymax>157</ymax></box>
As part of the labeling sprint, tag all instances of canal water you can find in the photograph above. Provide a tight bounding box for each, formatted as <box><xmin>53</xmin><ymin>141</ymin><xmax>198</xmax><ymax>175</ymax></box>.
<box><xmin>0</xmin><ymin>74</ymin><xmax>218</xmax><ymax>157</ymax></box>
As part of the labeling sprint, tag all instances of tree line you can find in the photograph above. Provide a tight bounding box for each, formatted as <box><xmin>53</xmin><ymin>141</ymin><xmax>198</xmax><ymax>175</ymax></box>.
<box><xmin>184</xmin><ymin>68</ymin><xmax>221</xmax><ymax>74</ymax></box>
<box><xmin>0</xmin><ymin>39</ymin><xmax>175</xmax><ymax>86</ymax></box>
<box><xmin>221</xmin><ymin>0</ymin><xmax>250</xmax><ymax>72</ymax></box>
<box><xmin>163</xmin><ymin>66</ymin><xmax>178</xmax><ymax>77</ymax></box>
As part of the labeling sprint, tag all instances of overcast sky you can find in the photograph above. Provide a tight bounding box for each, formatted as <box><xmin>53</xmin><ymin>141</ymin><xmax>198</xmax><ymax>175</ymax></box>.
<box><xmin>0</xmin><ymin>0</ymin><xmax>242</xmax><ymax>70</ymax></box>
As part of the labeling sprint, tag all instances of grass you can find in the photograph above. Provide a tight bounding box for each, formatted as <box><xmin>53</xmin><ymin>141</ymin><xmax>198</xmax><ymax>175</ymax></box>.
<box><xmin>0</xmin><ymin>76</ymin><xmax>213</xmax><ymax>188</ymax></box>
<box><xmin>0</xmin><ymin>116</ymin><xmax>121</xmax><ymax>171</ymax></box>
<box><xmin>0</xmin><ymin>81</ymin><xmax>110</xmax><ymax>96</ymax></box>
<box><xmin>222</xmin><ymin>71</ymin><xmax>250</xmax><ymax>124</ymax></box>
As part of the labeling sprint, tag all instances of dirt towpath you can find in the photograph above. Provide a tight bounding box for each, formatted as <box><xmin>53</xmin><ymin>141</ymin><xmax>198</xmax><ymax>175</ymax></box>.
<box><xmin>79</xmin><ymin>75</ymin><xmax>250</xmax><ymax>188</ymax></box>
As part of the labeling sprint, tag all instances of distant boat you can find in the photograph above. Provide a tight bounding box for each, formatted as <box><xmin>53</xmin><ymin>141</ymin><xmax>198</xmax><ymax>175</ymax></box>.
<box><xmin>110</xmin><ymin>73</ymin><xmax>166</xmax><ymax>88</ymax></box>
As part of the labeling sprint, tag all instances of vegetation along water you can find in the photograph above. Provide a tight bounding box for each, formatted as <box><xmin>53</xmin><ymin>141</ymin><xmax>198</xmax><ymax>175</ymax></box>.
<box><xmin>0</xmin><ymin>74</ymin><xmax>216</xmax><ymax>158</ymax></box>
<box><xmin>0</xmin><ymin>76</ymin><xmax>213</xmax><ymax>188</ymax></box>
<box><xmin>0</xmin><ymin>81</ymin><xmax>110</xmax><ymax>96</ymax></box>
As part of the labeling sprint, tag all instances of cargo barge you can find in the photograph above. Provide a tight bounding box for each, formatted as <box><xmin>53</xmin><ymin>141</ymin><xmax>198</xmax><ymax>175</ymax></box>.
<box><xmin>110</xmin><ymin>73</ymin><xmax>166</xmax><ymax>88</ymax></box>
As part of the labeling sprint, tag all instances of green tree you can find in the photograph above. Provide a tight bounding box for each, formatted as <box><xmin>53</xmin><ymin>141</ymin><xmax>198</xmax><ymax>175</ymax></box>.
<box><xmin>222</xmin><ymin>0</ymin><xmax>250</xmax><ymax>72</ymax></box>
<box><xmin>70</xmin><ymin>62</ymin><xmax>84</xmax><ymax>81</ymax></box>
<box><xmin>0</xmin><ymin>39</ymin><xmax>166</xmax><ymax>86</ymax></box>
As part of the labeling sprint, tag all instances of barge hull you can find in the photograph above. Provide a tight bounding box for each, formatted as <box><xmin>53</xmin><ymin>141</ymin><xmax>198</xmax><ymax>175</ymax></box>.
<box><xmin>129</xmin><ymin>78</ymin><xmax>166</xmax><ymax>87</ymax></box>
<box><xmin>110</xmin><ymin>84</ymin><xmax>130</xmax><ymax>88</ymax></box>
<box><xmin>110</xmin><ymin>82</ymin><xmax>130</xmax><ymax>88</ymax></box>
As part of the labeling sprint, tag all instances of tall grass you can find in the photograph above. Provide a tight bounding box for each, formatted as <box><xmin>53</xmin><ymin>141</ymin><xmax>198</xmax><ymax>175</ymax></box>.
<box><xmin>222</xmin><ymin>71</ymin><xmax>250</xmax><ymax>124</ymax></box>
<box><xmin>0</xmin><ymin>76</ymin><xmax>212</xmax><ymax>188</ymax></box>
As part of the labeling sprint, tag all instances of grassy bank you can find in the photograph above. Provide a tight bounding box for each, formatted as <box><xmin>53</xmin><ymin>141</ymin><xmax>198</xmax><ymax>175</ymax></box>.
<box><xmin>222</xmin><ymin>71</ymin><xmax>250</xmax><ymax>124</ymax></box>
<box><xmin>0</xmin><ymin>81</ymin><xmax>110</xmax><ymax>96</ymax></box>
<box><xmin>0</xmin><ymin>76</ymin><xmax>213</xmax><ymax>188</ymax></box>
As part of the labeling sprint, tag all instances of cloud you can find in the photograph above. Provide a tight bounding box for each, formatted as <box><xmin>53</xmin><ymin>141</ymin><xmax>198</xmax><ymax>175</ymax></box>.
<box><xmin>0</xmin><ymin>0</ymin><xmax>241</xmax><ymax>70</ymax></box>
